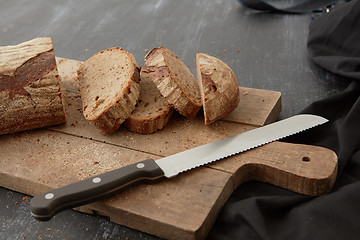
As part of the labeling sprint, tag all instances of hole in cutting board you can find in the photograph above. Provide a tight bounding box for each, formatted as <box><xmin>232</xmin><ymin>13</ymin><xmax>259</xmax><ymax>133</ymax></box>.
<box><xmin>302</xmin><ymin>156</ymin><xmax>311</xmax><ymax>162</ymax></box>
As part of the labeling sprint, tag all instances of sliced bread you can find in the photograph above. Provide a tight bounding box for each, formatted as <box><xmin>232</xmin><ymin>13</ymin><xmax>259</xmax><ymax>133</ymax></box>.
<box><xmin>78</xmin><ymin>47</ymin><xmax>140</xmax><ymax>134</ymax></box>
<box><xmin>196</xmin><ymin>52</ymin><xmax>240</xmax><ymax>125</ymax></box>
<box><xmin>124</xmin><ymin>68</ymin><xmax>173</xmax><ymax>134</ymax></box>
<box><xmin>144</xmin><ymin>47</ymin><xmax>202</xmax><ymax>119</ymax></box>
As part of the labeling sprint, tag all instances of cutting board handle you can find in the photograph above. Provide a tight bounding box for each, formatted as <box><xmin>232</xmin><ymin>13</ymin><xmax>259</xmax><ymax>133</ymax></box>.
<box><xmin>221</xmin><ymin>141</ymin><xmax>338</xmax><ymax>196</ymax></box>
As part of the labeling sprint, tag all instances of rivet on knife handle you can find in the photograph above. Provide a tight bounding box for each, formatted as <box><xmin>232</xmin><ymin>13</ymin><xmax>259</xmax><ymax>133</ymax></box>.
<box><xmin>30</xmin><ymin>159</ymin><xmax>164</xmax><ymax>221</ymax></box>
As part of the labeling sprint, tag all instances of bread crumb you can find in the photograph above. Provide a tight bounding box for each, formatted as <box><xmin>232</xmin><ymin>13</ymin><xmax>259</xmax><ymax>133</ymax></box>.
<box><xmin>243</xmin><ymin>92</ymin><xmax>248</xmax><ymax>96</ymax></box>
<box><xmin>22</xmin><ymin>196</ymin><xmax>30</xmax><ymax>201</ymax></box>
<box><xmin>144</xmin><ymin>48</ymin><xmax>149</xmax><ymax>52</ymax></box>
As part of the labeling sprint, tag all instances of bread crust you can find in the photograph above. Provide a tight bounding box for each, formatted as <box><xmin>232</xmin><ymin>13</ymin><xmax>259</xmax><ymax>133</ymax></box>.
<box><xmin>196</xmin><ymin>52</ymin><xmax>240</xmax><ymax>125</ymax></box>
<box><xmin>0</xmin><ymin>37</ymin><xmax>66</xmax><ymax>135</ymax></box>
<box><xmin>144</xmin><ymin>47</ymin><xmax>202</xmax><ymax>119</ymax></box>
<box><xmin>124</xmin><ymin>108</ymin><xmax>173</xmax><ymax>134</ymax></box>
<box><xmin>124</xmin><ymin>69</ymin><xmax>173</xmax><ymax>134</ymax></box>
<box><xmin>78</xmin><ymin>47</ymin><xmax>140</xmax><ymax>134</ymax></box>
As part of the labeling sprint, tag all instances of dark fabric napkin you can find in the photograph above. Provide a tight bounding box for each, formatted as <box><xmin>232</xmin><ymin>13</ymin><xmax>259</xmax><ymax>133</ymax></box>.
<box><xmin>209</xmin><ymin>1</ymin><xmax>360</xmax><ymax>239</ymax></box>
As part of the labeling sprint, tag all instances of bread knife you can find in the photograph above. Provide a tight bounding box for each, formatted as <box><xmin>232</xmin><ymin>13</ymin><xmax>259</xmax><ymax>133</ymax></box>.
<box><xmin>30</xmin><ymin>114</ymin><xmax>328</xmax><ymax>221</ymax></box>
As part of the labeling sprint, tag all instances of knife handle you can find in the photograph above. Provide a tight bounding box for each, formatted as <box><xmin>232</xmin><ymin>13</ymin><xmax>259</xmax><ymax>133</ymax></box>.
<box><xmin>30</xmin><ymin>159</ymin><xmax>164</xmax><ymax>221</ymax></box>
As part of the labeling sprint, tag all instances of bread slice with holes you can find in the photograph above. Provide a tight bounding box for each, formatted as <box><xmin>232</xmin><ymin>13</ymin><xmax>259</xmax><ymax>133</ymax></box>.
<box><xmin>196</xmin><ymin>52</ymin><xmax>240</xmax><ymax>125</ymax></box>
<box><xmin>78</xmin><ymin>47</ymin><xmax>140</xmax><ymax>134</ymax></box>
<box><xmin>144</xmin><ymin>47</ymin><xmax>202</xmax><ymax>119</ymax></box>
<box><xmin>124</xmin><ymin>68</ymin><xmax>173</xmax><ymax>134</ymax></box>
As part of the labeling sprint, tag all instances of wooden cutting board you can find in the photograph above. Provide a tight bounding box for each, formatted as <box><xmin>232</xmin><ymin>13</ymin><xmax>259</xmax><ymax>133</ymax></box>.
<box><xmin>0</xmin><ymin>58</ymin><xmax>338</xmax><ymax>240</ymax></box>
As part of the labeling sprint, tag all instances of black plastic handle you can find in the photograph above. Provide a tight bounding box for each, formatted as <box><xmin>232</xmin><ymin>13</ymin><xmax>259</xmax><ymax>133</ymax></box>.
<box><xmin>30</xmin><ymin>159</ymin><xmax>164</xmax><ymax>221</ymax></box>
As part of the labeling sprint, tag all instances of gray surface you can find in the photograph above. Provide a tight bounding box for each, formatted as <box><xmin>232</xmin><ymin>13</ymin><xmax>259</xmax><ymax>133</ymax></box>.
<box><xmin>0</xmin><ymin>0</ymin><xmax>350</xmax><ymax>239</ymax></box>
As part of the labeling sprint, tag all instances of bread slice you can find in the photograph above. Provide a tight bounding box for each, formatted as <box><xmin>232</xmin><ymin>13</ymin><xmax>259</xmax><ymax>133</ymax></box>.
<box><xmin>124</xmin><ymin>68</ymin><xmax>173</xmax><ymax>134</ymax></box>
<box><xmin>78</xmin><ymin>47</ymin><xmax>140</xmax><ymax>134</ymax></box>
<box><xmin>144</xmin><ymin>47</ymin><xmax>202</xmax><ymax>119</ymax></box>
<box><xmin>196</xmin><ymin>52</ymin><xmax>240</xmax><ymax>125</ymax></box>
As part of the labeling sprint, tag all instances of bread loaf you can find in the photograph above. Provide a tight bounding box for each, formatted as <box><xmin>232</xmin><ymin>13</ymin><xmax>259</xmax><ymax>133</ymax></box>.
<box><xmin>78</xmin><ymin>47</ymin><xmax>140</xmax><ymax>134</ymax></box>
<box><xmin>144</xmin><ymin>47</ymin><xmax>202</xmax><ymax>119</ymax></box>
<box><xmin>196</xmin><ymin>52</ymin><xmax>240</xmax><ymax>125</ymax></box>
<box><xmin>0</xmin><ymin>37</ymin><xmax>66</xmax><ymax>135</ymax></box>
<box><xmin>124</xmin><ymin>68</ymin><xmax>173</xmax><ymax>134</ymax></box>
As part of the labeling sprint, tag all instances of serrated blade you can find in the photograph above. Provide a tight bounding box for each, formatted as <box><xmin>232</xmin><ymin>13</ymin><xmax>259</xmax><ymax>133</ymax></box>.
<box><xmin>156</xmin><ymin>114</ymin><xmax>328</xmax><ymax>177</ymax></box>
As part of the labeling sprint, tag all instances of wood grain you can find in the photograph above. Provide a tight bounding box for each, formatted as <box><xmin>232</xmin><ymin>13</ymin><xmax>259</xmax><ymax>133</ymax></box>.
<box><xmin>223</xmin><ymin>87</ymin><xmax>282</xmax><ymax>126</ymax></box>
<box><xmin>210</xmin><ymin>141</ymin><xmax>338</xmax><ymax>196</ymax></box>
<box><xmin>0</xmin><ymin>58</ymin><xmax>337</xmax><ymax>240</ymax></box>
